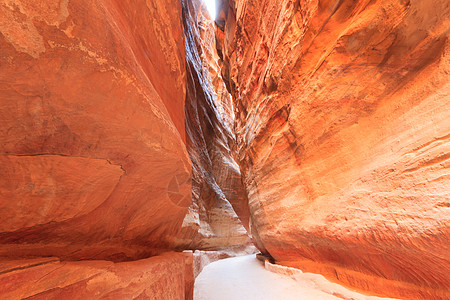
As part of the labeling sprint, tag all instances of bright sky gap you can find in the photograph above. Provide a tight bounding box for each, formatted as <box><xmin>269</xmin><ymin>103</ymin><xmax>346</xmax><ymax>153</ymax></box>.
<box><xmin>203</xmin><ymin>0</ymin><xmax>216</xmax><ymax>19</ymax></box>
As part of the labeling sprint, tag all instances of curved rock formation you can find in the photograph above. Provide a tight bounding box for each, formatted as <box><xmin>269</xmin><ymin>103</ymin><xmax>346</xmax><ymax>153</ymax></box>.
<box><xmin>1</xmin><ymin>0</ymin><xmax>449</xmax><ymax>298</ymax></box>
<box><xmin>0</xmin><ymin>0</ymin><xmax>191</xmax><ymax>260</ymax></box>
<box><xmin>0</xmin><ymin>0</ymin><xmax>253</xmax><ymax>298</ymax></box>
<box><xmin>0</xmin><ymin>252</ymin><xmax>193</xmax><ymax>299</ymax></box>
<box><xmin>177</xmin><ymin>0</ymin><xmax>253</xmax><ymax>251</ymax></box>
<box><xmin>217</xmin><ymin>0</ymin><xmax>450</xmax><ymax>298</ymax></box>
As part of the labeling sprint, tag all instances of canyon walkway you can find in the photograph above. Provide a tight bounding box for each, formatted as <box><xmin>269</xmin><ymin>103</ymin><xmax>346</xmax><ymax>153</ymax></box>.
<box><xmin>194</xmin><ymin>255</ymin><xmax>395</xmax><ymax>300</ymax></box>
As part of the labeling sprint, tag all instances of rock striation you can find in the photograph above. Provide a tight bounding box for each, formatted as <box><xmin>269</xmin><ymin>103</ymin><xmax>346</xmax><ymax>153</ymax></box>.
<box><xmin>2</xmin><ymin>0</ymin><xmax>448</xmax><ymax>298</ymax></box>
<box><xmin>177</xmin><ymin>0</ymin><xmax>253</xmax><ymax>251</ymax></box>
<box><xmin>0</xmin><ymin>0</ymin><xmax>193</xmax><ymax>260</ymax></box>
<box><xmin>0</xmin><ymin>252</ymin><xmax>193</xmax><ymax>299</ymax></box>
<box><xmin>0</xmin><ymin>0</ymin><xmax>254</xmax><ymax>297</ymax></box>
<box><xmin>217</xmin><ymin>0</ymin><xmax>450</xmax><ymax>298</ymax></box>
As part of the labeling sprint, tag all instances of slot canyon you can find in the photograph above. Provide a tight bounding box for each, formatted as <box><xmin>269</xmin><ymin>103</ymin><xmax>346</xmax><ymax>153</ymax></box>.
<box><xmin>0</xmin><ymin>0</ymin><xmax>448</xmax><ymax>299</ymax></box>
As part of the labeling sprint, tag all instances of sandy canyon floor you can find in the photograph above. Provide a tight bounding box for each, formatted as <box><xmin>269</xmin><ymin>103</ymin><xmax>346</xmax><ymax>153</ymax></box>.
<box><xmin>194</xmin><ymin>255</ymin><xmax>398</xmax><ymax>300</ymax></box>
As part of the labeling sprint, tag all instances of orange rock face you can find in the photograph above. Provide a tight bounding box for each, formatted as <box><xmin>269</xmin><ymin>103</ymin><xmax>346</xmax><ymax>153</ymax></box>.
<box><xmin>0</xmin><ymin>0</ymin><xmax>191</xmax><ymax>259</ymax></box>
<box><xmin>177</xmin><ymin>0</ymin><xmax>253</xmax><ymax>251</ymax></box>
<box><xmin>0</xmin><ymin>0</ymin><xmax>255</xmax><ymax>297</ymax></box>
<box><xmin>217</xmin><ymin>0</ymin><xmax>450</xmax><ymax>298</ymax></box>
<box><xmin>3</xmin><ymin>0</ymin><xmax>448</xmax><ymax>298</ymax></box>
<box><xmin>0</xmin><ymin>252</ymin><xmax>193</xmax><ymax>299</ymax></box>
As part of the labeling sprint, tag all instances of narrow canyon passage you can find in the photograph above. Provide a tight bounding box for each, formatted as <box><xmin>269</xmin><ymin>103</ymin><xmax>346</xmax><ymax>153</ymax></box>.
<box><xmin>0</xmin><ymin>0</ymin><xmax>448</xmax><ymax>299</ymax></box>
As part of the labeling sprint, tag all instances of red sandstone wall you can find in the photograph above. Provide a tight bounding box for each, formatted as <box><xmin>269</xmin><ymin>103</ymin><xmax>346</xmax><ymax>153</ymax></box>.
<box><xmin>0</xmin><ymin>252</ymin><xmax>193</xmax><ymax>300</ymax></box>
<box><xmin>0</xmin><ymin>0</ymin><xmax>190</xmax><ymax>259</ymax></box>
<box><xmin>176</xmin><ymin>0</ymin><xmax>254</xmax><ymax>251</ymax></box>
<box><xmin>0</xmin><ymin>0</ymin><xmax>252</xmax><ymax>298</ymax></box>
<box><xmin>217</xmin><ymin>0</ymin><xmax>450</xmax><ymax>298</ymax></box>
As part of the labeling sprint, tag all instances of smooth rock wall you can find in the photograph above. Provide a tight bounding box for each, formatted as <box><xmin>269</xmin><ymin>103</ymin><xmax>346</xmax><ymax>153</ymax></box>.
<box><xmin>217</xmin><ymin>0</ymin><xmax>450</xmax><ymax>298</ymax></box>
<box><xmin>0</xmin><ymin>0</ymin><xmax>191</xmax><ymax>259</ymax></box>
<box><xmin>0</xmin><ymin>0</ymin><xmax>254</xmax><ymax>298</ymax></box>
<box><xmin>177</xmin><ymin>0</ymin><xmax>254</xmax><ymax>251</ymax></box>
<box><xmin>0</xmin><ymin>252</ymin><xmax>193</xmax><ymax>300</ymax></box>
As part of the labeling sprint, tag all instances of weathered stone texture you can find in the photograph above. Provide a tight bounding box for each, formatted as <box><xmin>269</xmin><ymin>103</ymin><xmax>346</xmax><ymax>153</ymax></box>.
<box><xmin>177</xmin><ymin>0</ymin><xmax>253</xmax><ymax>251</ymax></box>
<box><xmin>218</xmin><ymin>0</ymin><xmax>450</xmax><ymax>298</ymax></box>
<box><xmin>0</xmin><ymin>252</ymin><xmax>193</xmax><ymax>300</ymax></box>
<box><xmin>0</xmin><ymin>0</ymin><xmax>190</xmax><ymax>259</ymax></box>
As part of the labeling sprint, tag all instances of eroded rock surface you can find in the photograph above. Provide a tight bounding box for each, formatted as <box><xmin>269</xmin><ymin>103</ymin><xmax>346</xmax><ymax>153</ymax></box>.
<box><xmin>3</xmin><ymin>0</ymin><xmax>448</xmax><ymax>298</ymax></box>
<box><xmin>177</xmin><ymin>0</ymin><xmax>253</xmax><ymax>251</ymax></box>
<box><xmin>0</xmin><ymin>0</ymin><xmax>257</xmax><ymax>297</ymax></box>
<box><xmin>0</xmin><ymin>252</ymin><xmax>193</xmax><ymax>299</ymax></box>
<box><xmin>217</xmin><ymin>0</ymin><xmax>450</xmax><ymax>298</ymax></box>
<box><xmin>0</xmin><ymin>0</ymin><xmax>191</xmax><ymax>259</ymax></box>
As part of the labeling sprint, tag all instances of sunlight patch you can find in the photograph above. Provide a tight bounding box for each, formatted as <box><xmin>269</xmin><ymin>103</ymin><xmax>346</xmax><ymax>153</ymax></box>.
<box><xmin>203</xmin><ymin>0</ymin><xmax>216</xmax><ymax>19</ymax></box>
